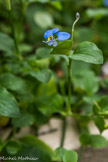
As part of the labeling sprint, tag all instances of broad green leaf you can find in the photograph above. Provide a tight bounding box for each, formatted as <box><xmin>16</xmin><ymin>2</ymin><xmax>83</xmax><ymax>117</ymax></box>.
<box><xmin>0</xmin><ymin>87</ymin><xmax>20</xmax><ymax>118</ymax></box>
<box><xmin>37</xmin><ymin>94</ymin><xmax>64</xmax><ymax>116</ymax></box>
<box><xmin>63</xmin><ymin>150</ymin><xmax>78</xmax><ymax>162</ymax></box>
<box><xmin>94</xmin><ymin>116</ymin><xmax>105</xmax><ymax>133</ymax></box>
<box><xmin>19</xmin><ymin>136</ymin><xmax>53</xmax><ymax>162</ymax></box>
<box><xmin>80</xmin><ymin>133</ymin><xmax>108</xmax><ymax>148</ymax></box>
<box><xmin>70</xmin><ymin>41</ymin><xmax>103</xmax><ymax>64</ymax></box>
<box><xmin>12</xmin><ymin>109</ymin><xmax>35</xmax><ymax>127</ymax></box>
<box><xmin>0</xmin><ymin>73</ymin><xmax>28</xmax><ymax>93</ymax></box>
<box><xmin>51</xmin><ymin>40</ymin><xmax>72</xmax><ymax>56</ymax></box>
<box><xmin>0</xmin><ymin>32</ymin><xmax>14</xmax><ymax>55</ymax></box>
<box><xmin>28</xmin><ymin>69</ymin><xmax>52</xmax><ymax>83</ymax></box>
<box><xmin>79</xmin><ymin>133</ymin><xmax>91</xmax><ymax>146</ymax></box>
<box><xmin>54</xmin><ymin>147</ymin><xmax>67</xmax><ymax>161</ymax></box>
<box><xmin>6</xmin><ymin>141</ymin><xmax>22</xmax><ymax>155</ymax></box>
<box><xmin>2</xmin><ymin>136</ymin><xmax>53</xmax><ymax>162</ymax></box>
<box><xmin>90</xmin><ymin>135</ymin><xmax>107</xmax><ymax>148</ymax></box>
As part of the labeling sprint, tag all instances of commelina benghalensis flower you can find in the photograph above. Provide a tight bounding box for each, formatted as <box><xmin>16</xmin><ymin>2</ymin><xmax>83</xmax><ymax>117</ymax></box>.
<box><xmin>43</xmin><ymin>28</ymin><xmax>71</xmax><ymax>47</ymax></box>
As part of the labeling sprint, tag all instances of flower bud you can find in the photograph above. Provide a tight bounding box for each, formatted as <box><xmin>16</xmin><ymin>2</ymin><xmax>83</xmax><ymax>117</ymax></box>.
<box><xmin>76</xmin><ymin>12</ymin><xmax>80</xmax><ymax>19</ymax></box>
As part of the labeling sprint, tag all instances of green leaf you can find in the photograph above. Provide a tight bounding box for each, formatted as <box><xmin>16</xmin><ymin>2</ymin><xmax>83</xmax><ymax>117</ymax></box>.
<box><xmin>0</xmin><ymin>87</ymin><xmax>20</xmax><ymax>118</ymax></box>
<box><xmin>18</xmin><ymin>135</ymin><xmax>53</xmax><ymax>162</ymax></box>
<box><xmin>12</xmin><ymin>109</ymin><xmax>35</xmax><ymax>127</ymax></box>
<box><xmin>94</xmin><ymin>116</ymin><xmax>105</xmax><ymax>133</ymax></box>
<box><xmin>0</xmin><ymin>32</ymin><xmax>14</xmax><ymax>55</ymax></box>
<box><xmin>63</xmin><ymin>150</ymin><xmax>78</xmax><ymax>162</ymax></box>
<box><xmin>54</xmin><ymin>147</ymin><xmax>67</xmax><ymax>161</ymax></box>
<box><xmin>79</xmin><ymin>133</ymin><xmax>91</xmax><ymax>146</ymax></box>
<box><xmin>51</xmin><ymin>40</ymin><xmax>72</xmax><ymax>56</ymax></box>
<box><xmin>0</xmin><ymin>73</ymin><xmax>28</xmax><ymax>93</ymax></box>
<box><xmin>90</xmin><ymin>135</ymin><xmax>107</xmax><ymax>148</ymax></box>
<box><xmin>70</xmin><ymin>41</ymin><xmax>103</xmax><ymax>64</ymax></box>
<box><xmin>6</xmin><ymin>141</ymin><xmax>22</xmax><ymax>155</ymax></box>
<box><xmin>26</xmin><ymin>69</ymin><xmax>52</xmax><ymax>83</ymax></box>
<box><xmin>37</xmin><ymin>94</ymin><xmax>64</xmax><ymax>116</ymax></box>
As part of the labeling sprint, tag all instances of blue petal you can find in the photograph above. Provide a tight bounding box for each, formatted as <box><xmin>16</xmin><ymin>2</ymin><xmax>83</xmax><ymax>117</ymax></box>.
<box><xmin>44</xmin><ymin>28</ymin><xmax>59</xmax><ymax>39</ymax></box>
<box><xmin>56</xmin><ymin>32</ymin><xmax>71</xmax><ymax>41</ymax></box>
<box><xmin>48</xmin><ymin>41</ymin><xmax>53</xmax><ymax>46</ymax></box>
<box><xmin>53</xmin><ymin>41</ymin><xmax>57</xmax><ymax>47</ymax></box>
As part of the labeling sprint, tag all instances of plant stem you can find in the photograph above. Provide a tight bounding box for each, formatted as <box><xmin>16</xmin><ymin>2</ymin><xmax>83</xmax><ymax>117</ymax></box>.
<box><xmin>17</xmin><ymin>0</ymin><xmax>26</xmax><ymax>44</ymax></box>
<box><xmin>60</xmin><ymin>117</ymin><xmax>66</xmax><ymax>147</ymax></box>
<box><xmin>67</xmin><ymin>29</ymin><xmax>74</xmax><ymax>113</ymax></box>
<box><xmin>6</xmin><ymin>0</ymin><xmax>21</xmax><ymax>59</ymax></box>
<box><xmin>6</xmin><ymin>0</ymin><xmax>11</xmax><ymax>10</ymax></box>
<box><xmin>67</xmin><ymin>58</ymin><xmax>72</xmax><ymax>113</ymax></box>
<box><xmin>78</xmin><ymin>146</ymin><xmax>83</xmax><ymax>162</ymax></box>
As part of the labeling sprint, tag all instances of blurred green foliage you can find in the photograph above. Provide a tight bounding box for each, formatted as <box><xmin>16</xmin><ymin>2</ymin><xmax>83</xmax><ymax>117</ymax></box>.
<box><xmin>0</xmin><ymin>0</ymin><xmax>108</xmax><ymax>161</ymax></box>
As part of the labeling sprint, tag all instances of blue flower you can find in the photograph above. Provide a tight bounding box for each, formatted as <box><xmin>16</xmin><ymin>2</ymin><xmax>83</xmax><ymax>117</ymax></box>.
<box><xmin>43</xmin><ymin>28</ymin><xmax>71</xmax><ymax>47</ymax></box>
<box><xmin>103</xmin><ymin>0</ymin><xmax>108</xmax><ymax>6</ymax></box>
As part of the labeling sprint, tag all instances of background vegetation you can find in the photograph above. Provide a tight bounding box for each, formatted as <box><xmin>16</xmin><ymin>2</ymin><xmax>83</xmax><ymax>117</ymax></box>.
<box><xmin>0</xmin><ymin>0</ymin><xmax>108</xmax><ymax>162</ymax></box>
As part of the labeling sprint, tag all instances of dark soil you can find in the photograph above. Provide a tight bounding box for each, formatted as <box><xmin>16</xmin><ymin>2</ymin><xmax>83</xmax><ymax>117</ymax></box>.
<box><xmin>80</xmin><ymin>147</ymin><xmax>108</xmax><ymax>162</ymax></box>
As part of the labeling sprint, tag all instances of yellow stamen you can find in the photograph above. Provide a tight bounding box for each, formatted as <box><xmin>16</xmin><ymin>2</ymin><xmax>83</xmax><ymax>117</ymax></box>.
<box><xmin>48</xmin><ymin>35</ymin><xmax>52</xmax><ymax>41</ymax></box>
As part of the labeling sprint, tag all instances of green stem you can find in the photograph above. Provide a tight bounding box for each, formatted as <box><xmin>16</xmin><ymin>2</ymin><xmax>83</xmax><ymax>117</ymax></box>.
<box><xmin>6</xmin><ymin>0</ymin><xmax>11</xmax><ymax>10</ymax></box>
<box><xmin>8</xmin><ymin>11</ymin><xmax>19</xmax><ymax>56</ymax></box>
<box><xmin>60</xmin><ymin>117</ymin><xmax>66</xmax><ymax>147</ymax></box>
<box><xmin>78</xmin><ymin>146</ymin><xmax>83</xmax><ymax>162</ymax></box>
<box><xmin>67</xmin><ymin>30</ymin><xmax>74</xmax><ymax>113</ymax></box>
<box><xmin>6</xmin><ymin>0</ymin><xmax>21</xmax><ymax>59</ymax></box>
<box><xmin>17</xmin><ymin>0</ymin><xmax>26</xmax><ymax>44</ymax></box>
<box><xmin>67</xmin><ymin>58</ymin><xmax>72</xmax><ymax>113</ymax></box>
